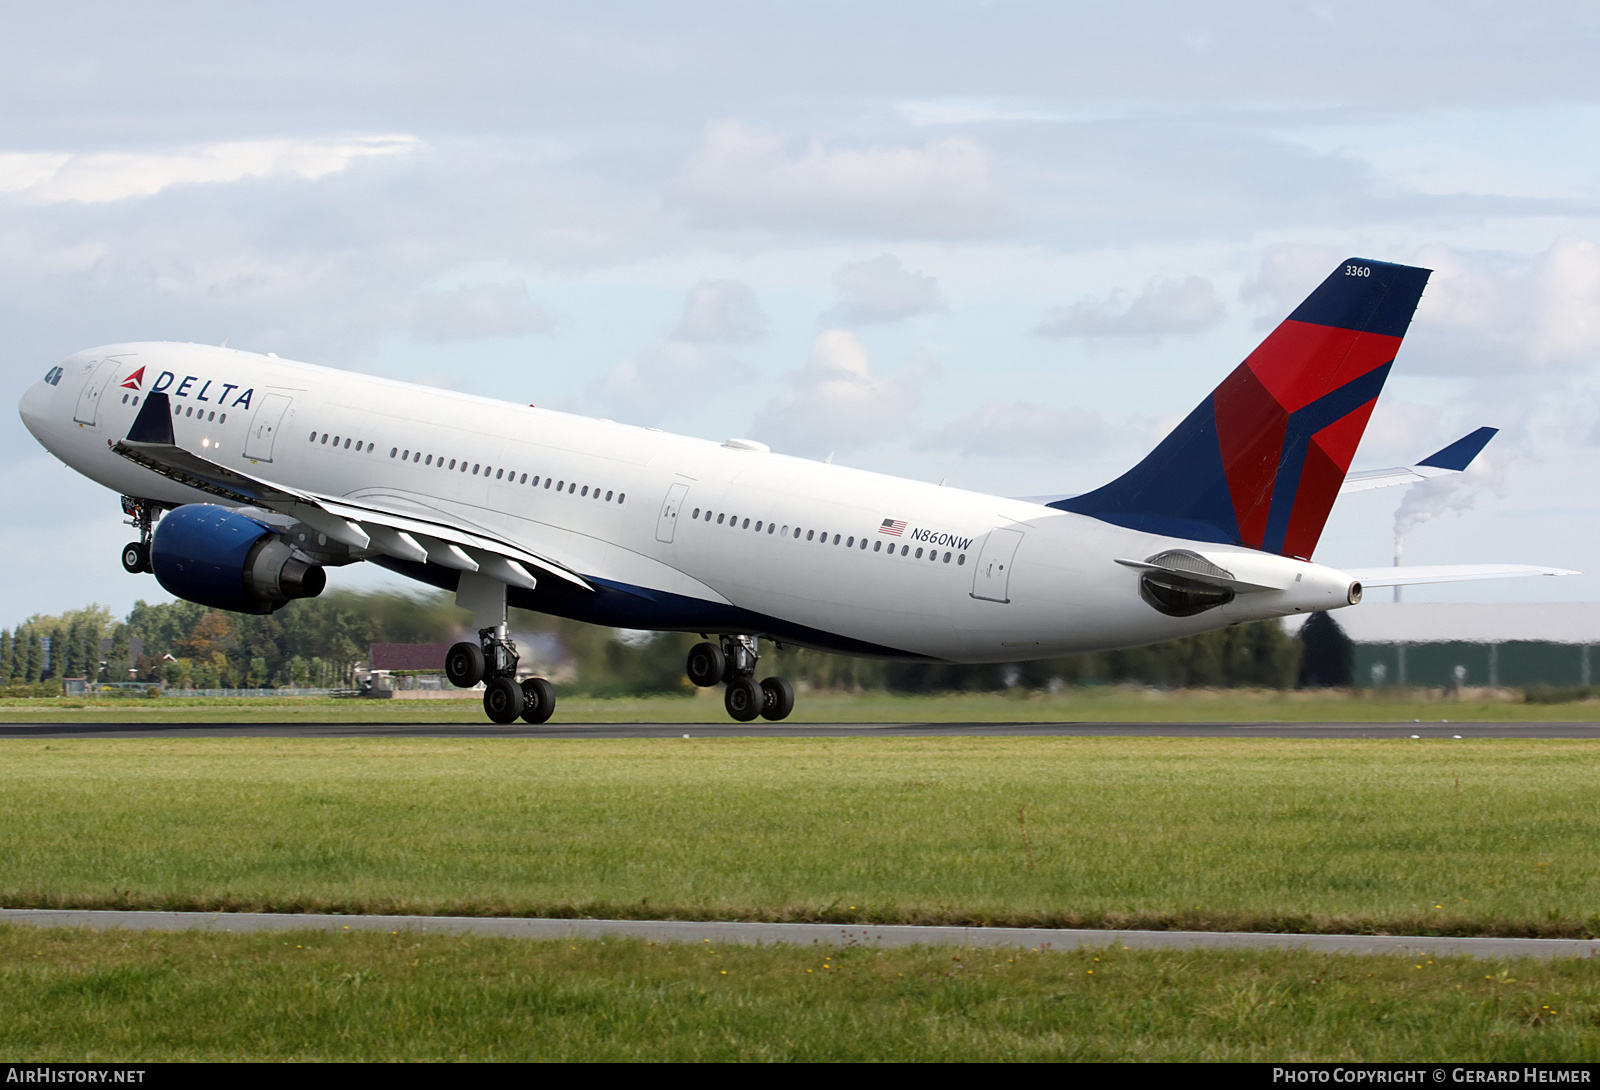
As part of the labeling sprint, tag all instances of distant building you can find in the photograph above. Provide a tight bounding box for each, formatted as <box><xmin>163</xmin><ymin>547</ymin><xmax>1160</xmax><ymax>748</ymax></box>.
<box><xmin>1298</xmin><ymin>604</ymin><xmax>1600</xmax><ymax>689</ymax></box>
<box><xmin>367</xmin><ymin>643</ymin><xmax>454</xmax><ymax>691</ymax></box>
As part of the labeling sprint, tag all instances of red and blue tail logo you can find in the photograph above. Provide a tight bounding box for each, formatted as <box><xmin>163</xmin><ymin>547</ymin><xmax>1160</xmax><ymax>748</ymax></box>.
<box><xmin>1052</xmin><ymin>258</ymin><xmax>1430</xmax><ymax>559</ymax></box>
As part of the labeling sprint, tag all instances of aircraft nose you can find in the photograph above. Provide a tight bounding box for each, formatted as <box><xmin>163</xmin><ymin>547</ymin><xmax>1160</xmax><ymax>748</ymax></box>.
<box><xmin>18</xmin><ymin>374</ymin><xmax>51</xmax><ymax>439</ymax></box>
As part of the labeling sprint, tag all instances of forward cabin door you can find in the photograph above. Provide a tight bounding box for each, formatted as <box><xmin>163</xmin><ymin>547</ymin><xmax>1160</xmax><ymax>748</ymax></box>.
<box><xmin>244</xmin><ymin>393</ymin><xmax>293</xmax><ymax>462</ymax></box>
<box><xmin>971</xmin><ymin>527</ymin><xmax>1023</xmax><ymax>603</ymax></box>
<box><xmin>72</xmin><ymin>358</ymin><xmax>116</xmax><ymax>425</ymax></box>
<box><xmin>656</xmin><ymin>481</ymin><xmax>690</xmax><ymax>543</ymax></box>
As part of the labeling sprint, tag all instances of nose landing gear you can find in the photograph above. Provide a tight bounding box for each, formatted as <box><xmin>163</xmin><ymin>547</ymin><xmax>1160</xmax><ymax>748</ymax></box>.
<box><xmin>686</xmin><ymin>635</ymin><xmax>795</xmax><ymax>722</ymax></box>
<box><xmin>119</xmin><ymin>496</ymin><xmax>155</xmax><ymax>574</ymax></box>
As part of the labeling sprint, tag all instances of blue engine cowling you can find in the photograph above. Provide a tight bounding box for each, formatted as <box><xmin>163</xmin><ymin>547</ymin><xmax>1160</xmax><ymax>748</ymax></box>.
<box><xmin>150</xmin><ymin>504</ymin><xmax>326</xmax><ymax>614</ymax></box>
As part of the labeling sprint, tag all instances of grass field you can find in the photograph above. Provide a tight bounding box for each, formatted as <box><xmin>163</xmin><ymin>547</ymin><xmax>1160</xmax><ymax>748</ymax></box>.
<box><xmin>2</xmin><ymin>686</ymin><xmax>1598</xmax><ymax>722</ymax></box>
<box><xmin>3</xmin><ymin>926</ymin><xmax>1595</xmax><ymax>1061</ymax></box>
<box><xmin>4</xmin><ymin>736</ymin><xmax>1600</xmax><ymax>936</ymax></box>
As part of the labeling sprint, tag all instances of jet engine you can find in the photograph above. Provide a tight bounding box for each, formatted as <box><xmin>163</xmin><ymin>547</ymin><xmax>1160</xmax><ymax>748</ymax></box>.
<box><xmin>150</xmin><ymin>504</ymin><xmax>326</xmax><ymax>614</ymax></box>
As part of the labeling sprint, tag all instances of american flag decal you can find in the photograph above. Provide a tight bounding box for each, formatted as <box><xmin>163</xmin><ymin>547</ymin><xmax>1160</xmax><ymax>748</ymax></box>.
<box><xmin>879</xmin><ymin>519</ymin><xmax>906</xmax><ymax>537</ymax></box>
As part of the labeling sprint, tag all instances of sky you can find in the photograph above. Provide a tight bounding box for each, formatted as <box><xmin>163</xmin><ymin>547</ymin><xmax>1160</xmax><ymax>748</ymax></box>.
<box><xmin>4</xmin><ymin>1</ymin><xmax>1600</xmax><ymax>623</ymax></box>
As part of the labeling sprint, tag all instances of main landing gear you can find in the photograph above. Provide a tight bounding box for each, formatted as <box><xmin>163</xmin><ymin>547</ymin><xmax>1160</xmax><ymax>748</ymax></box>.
<box><xmin>447</xmin><ymin>572</ymin><xmax>557</xmax><ymax>725</ymax></box>
<box><xmin>119</xmin><ymin>496</ymin><xmax>155</xmax><ymax>574</ymax></box>
<box><xmin>686</xmin><ymin>635</ymin><xmax>794</xmax><ymax>722</ymax></box>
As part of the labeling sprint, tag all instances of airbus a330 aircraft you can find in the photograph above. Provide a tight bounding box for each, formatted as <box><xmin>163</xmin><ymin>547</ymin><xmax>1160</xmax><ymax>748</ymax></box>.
<box><xmin>18</xmin><ymin>258</ymin><xmax>1573</xmax><ymax>723</ymax></box>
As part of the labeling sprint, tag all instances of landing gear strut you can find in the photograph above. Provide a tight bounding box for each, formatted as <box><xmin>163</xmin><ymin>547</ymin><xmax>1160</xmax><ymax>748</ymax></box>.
<box><xmin>119</xmin><ymin>496</ymin><xmax>155</xmax><ymax>574</ymax></box>
<box><xmin>447</xmin><ymin>571</ymin><xmax>557</xmax><ymax>725</ymax></box>
<box><xmin>686</xmin><ymin>635</ymin><xmax>795</xmax><ymax>722</ymax></box>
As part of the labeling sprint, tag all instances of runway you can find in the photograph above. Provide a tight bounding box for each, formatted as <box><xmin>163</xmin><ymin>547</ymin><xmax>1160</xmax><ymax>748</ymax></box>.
<box><xmin>1</xmin><ymin>720</ymin><xmax>1599</xmax><ymax>739</ymax></box>
<box><xmin>2</xmin><ymin>909</ymin><xmax>1594</xmax><ymax>960</ymax></box>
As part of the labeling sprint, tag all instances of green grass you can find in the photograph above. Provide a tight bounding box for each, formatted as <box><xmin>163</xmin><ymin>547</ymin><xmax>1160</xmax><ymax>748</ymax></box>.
<box><xmin>2</xmin><ymin>926</ymin><xmax>1595</xmax><ymax>1061</ymax></box>
<box><xmin>2</xmin><ymin>686</ymin><xmax>1598</xmax><ymax>722</ymax></box>
<box><xmin>4</xmin><ymin>737</ymin><xmax>1600</xmax><ymax>935</ymax></box>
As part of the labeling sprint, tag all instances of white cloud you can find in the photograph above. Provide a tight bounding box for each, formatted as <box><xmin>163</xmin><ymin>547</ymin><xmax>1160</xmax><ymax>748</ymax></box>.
<box><xmin>589</xmin><ymin>280</ymin><xmax>766</xmax><ymax>422</ymax></box>
<box><xmin>671</xmin><ymin>279</ymin><xmax>767</xmax><ymax>343</ymax></box>
<box><xmin>918</xmin><ymin>402</ymin><xmax>1113</xmax><ymax>460</ymax></box>
<box><xmin>1036</xmin><ymin>275</ymin><xmax>1223</xmax><ymax>337</ymax></box>
<box><xmin>1239</xmin><ymin>244</ymin><xmax>1343</xmax><ymax>323</ymax></box>
<box><xmin>826</xmin><ymin>254</ymin><xmax>945</xmax><ymax>325</ymax></box>
<box><xmin>0</xmin><ymin>135</ymin><xmax>421</xmax><ymax>204</ymax></box>
<box><xmin>1410</xmin><ymin>236</ymin><xmax>1600</xmax><ymax>374</ymax></box>
<box><xmin>752</xmin><ymin>329</ymin><xmax>934</xmax><ymax>456</ymax></box>
<box><xmin>673</xmin><ymin>120</ymin><xmax>1007</xmax><ymax>237</ymax></box>
<box><xmin>407</xmin><ymin>282</ymin><xmax>556</xmax><ymax>342</ymax></box>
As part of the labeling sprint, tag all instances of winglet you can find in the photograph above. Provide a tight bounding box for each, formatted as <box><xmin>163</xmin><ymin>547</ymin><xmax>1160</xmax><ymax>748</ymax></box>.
<box><xmin>1417</xmin><ymin>426</ymin><xmax>1497</xmax><ymax>471</ymax></box>
<box><xmin>126</xmin><ymin>391</ymin><xmax>175</xmax><ymax>446</ymax></box>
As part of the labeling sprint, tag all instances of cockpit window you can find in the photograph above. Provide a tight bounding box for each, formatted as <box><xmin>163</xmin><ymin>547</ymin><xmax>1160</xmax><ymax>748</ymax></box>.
<box><xmin>43</xmin><ymin>366</ymin><xmax>64</xmax><ymax>386</ymax></box>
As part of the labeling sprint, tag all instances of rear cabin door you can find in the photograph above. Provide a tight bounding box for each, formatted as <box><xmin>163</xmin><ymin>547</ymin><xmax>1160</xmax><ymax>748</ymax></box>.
<box><xmin>244</xmin><ymin>393</ymin><xmax>293</xmax><ymax>462</ymax></box>
<box><xmin>970</xmin><ymin>527</ymin><xmax>1023</xmax><ymax>603</ymax></box>
<box><xmin>656</xmin><ymin>482</ymin><xmax>690</xmax><ymax>543</ymax></box>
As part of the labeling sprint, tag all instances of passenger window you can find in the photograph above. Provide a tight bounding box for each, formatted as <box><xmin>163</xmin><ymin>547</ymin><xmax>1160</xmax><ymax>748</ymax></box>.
<box><xmin>915</xmin><ymin>548</ymin><xmax>923</xmax><ymax>559</ymax></box>
<box><xmin>767</xmin><ymin>524</ymin><xmax>774</xmax><ymax>534</ymax></box>
<box><xmin>957</xmin><ymin>554</ymin><xmax>966</xmax><ymax>565</ymax></box>
<box><xmin>693</xmin><ymin>508</ymin><xmax>701</xmax><ymax>519</ymax></box>
<box><xmin>344</xmin><ymin>438</ymin><xmax>351</xmax><ymax>449</ymax></box>
<box><xmin>717</xmin><ymin>514</ymin><xmax>725</xmax><ymax>524</ymax></box>
<box><xmin>391</xmin><ymin>448</ymin><xmax>398</xmax><ymax>457</ymax></box>
<box><xmin>618</xmin><ymin>493</ymin><xmax>625</xmax><ymax>503</ymax></box>
<box><xmin>943</xmin><ymin>552</ymin><xmax>951</xmax><ymax>563</ymax></box>
<box><xmin>309</xmin><ymin>432</ymin><xmax>317</xmax><ymax>442</ymax></box>
<box><xmin>498</xmin><ymin>469</ymin><xmax>505</xmax><ymax>480</ymax></box>
<box><xmin>522</xmin><ymin>475</ymin><xmax>529</xmax><ymax>485</ymax></box>
<box><xmin>742</xmin><ymin>518</ymin><xmax>750</xmax><ymax>529</ymax></box>
<box><xmin>605</xmin><ymin>490</ymin><xmax>612</xmax><ymax>500</ymax></box>
<box><xmin>580</xmin><ymin>485</ymin><xmax>587</xmax><ymax>496</ymax></box>
<box><xmin>545</xmin><ymin>479</ymin><xmax>552</xmax><ymax>489</ymax></box>
<box><xmin>754</xmin><ymin>521</ymin><xmax>762</xmax><ymax>532</ymax></box>
<box><xmin>568</xmin><ymin>483</ymin><xmax>576</xmax><ymax>493</ymax></box>
<box><xmin>832</xmin><ymin>534</ymin><xmax>840</xmax><ymax>545</ymax></box>
<box><xmin>873</xmin><ymin>541</ymin><xmax>881</xmax><ymax>552</ymax></box>
<box><xmin>901</xmin><ymin>545</ymin><xmax>909</xmax><ymax>556</ymax></box>
<box><xmin>425</xmin><ymin>455</ymin><xmax>433</xmax><ymax>465</ymax></box>
<box><xmin>806</xmin><ymin>530</ymin><xmax>813</xmax><ymax>541</ymax></box>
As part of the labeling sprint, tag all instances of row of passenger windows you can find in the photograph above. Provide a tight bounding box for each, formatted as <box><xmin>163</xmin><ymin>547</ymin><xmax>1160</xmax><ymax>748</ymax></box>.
<box><xmin>135</xmin><ymin>393</ymin><xmax>224</xmax><ymax>423</ymax></box>
<box><xmin>689</xmin><ymin>507</ymin><xmax>966</xmax><ymax>565</ymax></box>
<box><xmin>383</xmin><ymin>444</ymin><xmax>626</xmax><ymax>505</ymax></box>
<box><xmin>311</xmin><ymin>432</ymin><xmax>374</xmax><ymax>452</ymax></box>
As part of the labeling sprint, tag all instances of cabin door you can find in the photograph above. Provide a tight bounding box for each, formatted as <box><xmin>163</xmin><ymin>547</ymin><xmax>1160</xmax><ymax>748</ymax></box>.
<box><xmin>244</xmin><ymin>394</ymin><xmax>293</xmax><ymax>462</ymax></box>
<box><xmin>970</xmin><ymin>527</ymin><xmax>1023</xmax><ymax>603</ymax></box>
<box><xmin>656</xmin><ymin>482</ymin><xmax>690</xmax><ymax>543</ymax></box>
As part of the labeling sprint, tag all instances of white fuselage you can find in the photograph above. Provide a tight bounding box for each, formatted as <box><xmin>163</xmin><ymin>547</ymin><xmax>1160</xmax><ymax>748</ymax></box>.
<box><xmin>19</xmin><ymin>343</ymin><xmax>1360</xmax><ymax>662</ymax></box>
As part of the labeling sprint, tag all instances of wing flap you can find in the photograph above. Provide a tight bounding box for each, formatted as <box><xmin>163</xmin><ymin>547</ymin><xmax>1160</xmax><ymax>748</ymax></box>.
<box><xmin>112</xmin><ymin>392</ymin><xmax>591</xmax><ymax>591</ymax></box>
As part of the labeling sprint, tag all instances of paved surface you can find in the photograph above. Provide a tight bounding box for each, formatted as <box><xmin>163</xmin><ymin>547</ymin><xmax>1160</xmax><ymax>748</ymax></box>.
<box><xmin>2</xmin><ymin>720</ymin><xmax>1599</xmax><ymax>739</ymax></box>
<box><xmin>3</xmin><ymin>909</ymin><xmax>1594</xmax><ymax>959</ymax></box>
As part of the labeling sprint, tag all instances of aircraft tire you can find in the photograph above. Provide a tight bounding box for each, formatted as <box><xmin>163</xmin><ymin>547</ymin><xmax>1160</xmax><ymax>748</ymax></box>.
<box><xmin>686</xmin><ymin>642</ymin><xmax>726</xmax><ymax>687</ymax></box>
<box><xmin>724</xmin><ymin>677</ymin><xmax>762</xmax><ymax>722</ymax></box>
<box><xmin>445</xmin><ymin>641</ymin><xmax>486</xmax><ymax>687</ymax></box>
<box><xmin>121</xmin><ymin>541</ymin><xmax>150</xmax><ymax>574</ymax></box>
<box><xmin>483</xmin><ymin>676</ymin><xmax>524</xmax><ymax>724</ymax></box>
<box><xmin>758</xmin><ymin>677</ymin><xmax>794</xmax><ymax>721</ymax></box>
<box><xmin>520</xmin><ymin>677</ymin><xmax>556</xmax><ymax>724</ymax></box>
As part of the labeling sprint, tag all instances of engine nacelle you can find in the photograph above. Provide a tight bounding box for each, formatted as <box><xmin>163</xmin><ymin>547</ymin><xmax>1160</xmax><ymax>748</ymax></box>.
<box><xmin>150</xmin><ymin>504</ymin><xmax>326</xmax><ymax>614</ymax></box>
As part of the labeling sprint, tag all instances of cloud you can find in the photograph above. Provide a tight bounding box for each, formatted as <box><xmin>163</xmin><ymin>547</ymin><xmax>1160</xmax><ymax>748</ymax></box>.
<box><xmin>1407</xmin><ymin>236</ymin><xmax>1600</xmax><ymax>375</ymax></box>
<box><xmin>918</xmin><ymin>402</ymin><xmax>1113</xmax><ymax>460</ymax></box>
<box><xmin>752</xmin><ymin>329</ymin><xmax>934</xmax><ymax>456</ymax></box>
<box><xmin>1239</xmin><ymin>244</ymin><xmax>1344</xmax><ymax>323</ymax></box>
<box><xmin>826</xmin><ymin>254</ymin><xmax>945</xmax><ymax>325</ymax></box>
<box><xmin>407</xmin><ymin>282</ymin><xmax>556</xmax><ymax>342</ymax></box>
<box><xmin>590</xmin><ymin>280</ymin><xmax>767</xmax><ymax>422</ymax></box>
<box><xmin>1036</xmin><ymin>275</ymin><xmax>1224</xmax><ymax>337</ymax></box>
<box><xmin>671</xmin><ymin>279</ymin><xmax>767</xmax><ymax>343</ymax></box>
<box><xmin>0</xmin><ymin>135</ymin><xmax>421</xmax><ymax>205</ymax></box>
<box><xmin>672</xmin><ymin>119</ymin><xmax>1007</xmax><ymax>237</ymax></box>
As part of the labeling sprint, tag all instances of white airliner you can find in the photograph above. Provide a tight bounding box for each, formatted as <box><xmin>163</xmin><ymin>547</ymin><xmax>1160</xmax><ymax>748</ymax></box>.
<box><xmin>17</xmin><ymin>258</ymin><xmax>1573</xmax><ymax>723</ymax></box>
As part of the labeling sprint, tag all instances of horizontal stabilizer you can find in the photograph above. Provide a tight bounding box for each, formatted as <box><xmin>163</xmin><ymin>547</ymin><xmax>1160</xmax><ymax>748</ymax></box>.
<box><xmin>1339</xmin><ymin>427</ymin><xmax>1498</xmax><ymax>494</ymax></box>
<box><xmin>1345</xmin><ymin>564</ymin><xmax>1578</xmax><ymax>588</ymax></box>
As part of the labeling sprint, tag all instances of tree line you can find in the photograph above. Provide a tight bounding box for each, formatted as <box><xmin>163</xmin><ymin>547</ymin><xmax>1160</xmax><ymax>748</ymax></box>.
<box><xmin>2</xmin><ymin>591</ymin><xmax>1308</xmax><ymax>694</ymax></box>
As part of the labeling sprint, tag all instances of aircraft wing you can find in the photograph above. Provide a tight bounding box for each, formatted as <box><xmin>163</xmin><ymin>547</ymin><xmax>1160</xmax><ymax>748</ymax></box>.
<box><xmin>113</xmin><ymin>392</ymin><xmax>592</xmax><ymax>591</ymax></box>
<box><xmin>1338</xmin><ymin>427</ymin><xmax>1497</xmax><ymax>494</ymax></box>
<box><xmin>1344</xmin><ymin>564</ymin><xmax>1578</xmax><ymax>588</ymax></box>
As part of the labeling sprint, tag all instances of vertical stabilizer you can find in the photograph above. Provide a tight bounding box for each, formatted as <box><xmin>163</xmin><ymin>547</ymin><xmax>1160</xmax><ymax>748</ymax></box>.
<box><xmin>1052</xmin><ymin>258</ymin><xmax>1430</xmax><ymax>559</ymax></box>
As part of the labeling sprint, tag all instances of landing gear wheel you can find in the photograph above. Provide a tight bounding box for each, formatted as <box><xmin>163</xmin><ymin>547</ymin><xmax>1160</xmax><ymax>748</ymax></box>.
<box><xmin>520</xmin><ymin>677</ymin><xmax>556</xmax><ymax>724</ymax></box>
<box><xmin>483</xmin><ymin>676</ymin><xmax>524</xmax><ymax>723</ymax></box>
<box><xmin>120</xmin><ymin>541</ymin><xmax>149</xmax><ymax>574</ymax></box>
<box><xmin>686</xmin><ymin>642</ymin><xmax>726</xmax><ymax>687</ymax></box>
<box><xmin>724</xmin><ymin>677</ymin><xmax>762</xmax><ymax>722</ymax></box>
<box><xmin>759</xmin><ymin>677</ymin><xmax>794</xmax><ymax>721</ymax></box>
<box><xmin>445</xmin><ymin>641</ymin><xmax>486</xmax><ymax>688</ymax></box>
